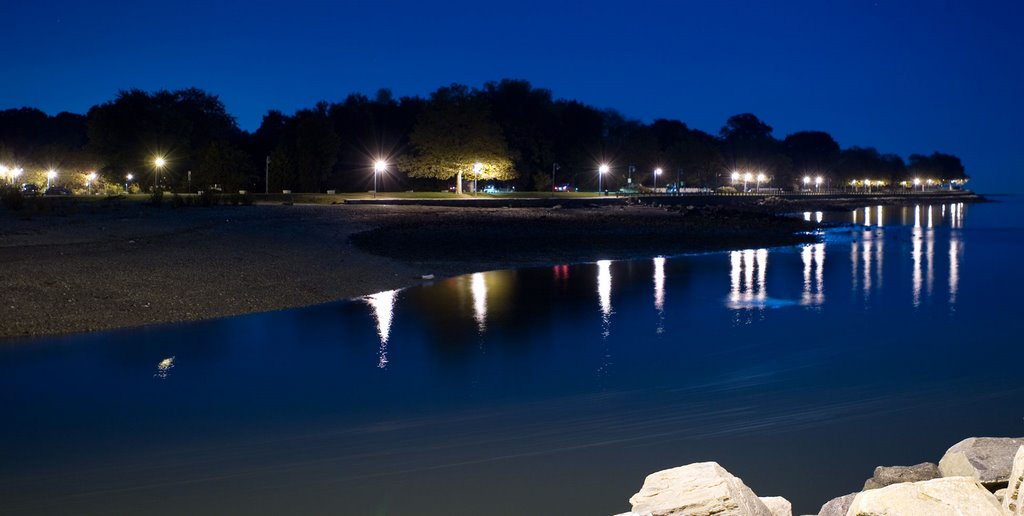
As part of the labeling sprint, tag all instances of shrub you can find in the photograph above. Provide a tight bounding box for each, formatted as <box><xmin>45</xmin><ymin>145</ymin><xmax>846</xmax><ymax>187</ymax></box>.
<box><xmin>150</xmin><ymin>190</ymin><xmax>164</xmax><ymax>206</ymax></box>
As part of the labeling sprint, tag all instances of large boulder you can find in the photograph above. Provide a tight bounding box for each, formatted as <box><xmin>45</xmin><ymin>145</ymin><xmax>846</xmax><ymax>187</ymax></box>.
<box><xmin>817</xmin><ymin>492</ymin><xmax>856</xmax><ymax>516</ymax></box>
<box><xmin>862</xmin><ymin>462</ymin><xmax>940</xmax><ymax>490</ymax></box>
<box><xmin>758</xmin><ymin>496</ymin><xmax>792</xmax><ymax>516</ymax></box>
<box><xmin>847</xmin><ymin>476</ymin><xmax>1004</xmax><ymax>515</ymax></box>
<box><xmin>628</xmin><ymin>462</ymin><xmax>773</xmax><ymax>516</ymax></box>
<box><xmin>1006</xmin><ymin>446</ymin><xmax>1024</xmax><ymax>515</ymax></box>
<box><xmin>938</xmin><ymin>436</ymin><xmax>1024</xmax><ymax>489</ymax></box>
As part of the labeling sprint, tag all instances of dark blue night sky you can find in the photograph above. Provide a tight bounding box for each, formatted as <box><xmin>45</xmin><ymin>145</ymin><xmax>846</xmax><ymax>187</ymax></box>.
<box><xmin>4</xmin><ymin>0</ymin><xmax>1022</xmax><ymax>192</ymax></box>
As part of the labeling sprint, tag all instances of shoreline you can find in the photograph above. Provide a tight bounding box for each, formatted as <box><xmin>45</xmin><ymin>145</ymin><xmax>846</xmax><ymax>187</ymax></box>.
<box><xmin>0</xmin><ymin>192</ymin><xmax>977</xmax><ymax>340</ymax></box>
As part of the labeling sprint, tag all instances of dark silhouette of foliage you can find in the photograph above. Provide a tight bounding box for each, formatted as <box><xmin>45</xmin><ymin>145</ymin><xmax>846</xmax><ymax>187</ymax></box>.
<box><xmin>0</xmin><ymin>81</ymin><xmax>970</xmax><ymax>195</ymax></box>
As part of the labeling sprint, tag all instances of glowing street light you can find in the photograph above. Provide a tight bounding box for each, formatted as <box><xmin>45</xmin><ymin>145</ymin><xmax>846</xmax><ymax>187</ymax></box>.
<box><xmin>47</xmin><ymin>169</ymin><xmax>57</xmax><ymax>189</ymax></box>
<box><xmin>864</xmin><ymin>178</ymin><xmax>871</xmax><ymax>193</ymax></box>
<box><xmin>756</xmin><ymin>173</ymin><xmax>767</xmax><ymax>193</ymax></box>
<box><xmin>153</xmin><ymin>156</ymin><xmax>166</xmax><ymax>192</ymax></box>
<box><xmin>815</xmin><ymin>175</ymin><xmax>823</xmax><ymax>191</ymax></box>
<box><xmin>598</xmin><ymin>163</ymin><xmax>609</xmax><ymax>194</ymax></box>
<box><xmin>731</xmin><ymin>171</ymin><xmax>740</xmax><ymax>186</ymax></box>
<box><xmin>743</xmin><ymin>172</ymin><xmax>752</xmax><ymax>193</ymax></box>
<box><xmin>653</xmin><ymin>167</ymin><xmax>662</xmax><ymax>190</ymax></box>
<box><xmin>86</xmin><ymin>172</ymin><xmax>97</xmax><ymax>194</ymax></box>
<box><xmin>913</xmin><ymin>177</ymin><xmax>922</xmax><ymax>192</ymax></box>
<box><xmin>125</xmin><ymin>173</ymin><xmax>134</xmax><ymax>193</ymax></box>
<box><xmin>803</xmin><ymin>176</ymin><xmax>811</xmax><ymax>188</ymax></box>
<box><xmin>373</xmin><ymin>160</ymin><xmax>387</xmax><ymax>198</ymax></box>
<box><xmin>472</xmin><ymin>162</ymin><xmax>483</xmax><ymax>195</ymax></box>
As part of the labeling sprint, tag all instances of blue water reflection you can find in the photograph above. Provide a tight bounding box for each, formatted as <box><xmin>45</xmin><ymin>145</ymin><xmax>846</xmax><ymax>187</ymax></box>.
<box><xmin>1</xmin><ymin>199</ymin><xmax>1022</xmax><ymax>515</ymax></box>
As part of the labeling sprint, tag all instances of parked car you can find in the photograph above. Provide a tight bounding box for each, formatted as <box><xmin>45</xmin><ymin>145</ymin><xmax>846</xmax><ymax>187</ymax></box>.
<box><xmin>21</xmin><ymin>183</ymin><xmax>40</xmax><ymax>196</ymax></box>
<box><xmin>44</xmin><ymin>186</ymin><xmax>72</xmax><ymax>196</ymax></box>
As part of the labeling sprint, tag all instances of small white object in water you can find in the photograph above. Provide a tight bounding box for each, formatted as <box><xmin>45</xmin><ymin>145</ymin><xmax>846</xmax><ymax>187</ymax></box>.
<box><xmin>421</xmin><ymin>274</ymin><xmax>434</xmax><ymax>280</ymax></box>
<box><xmin>154</xmin><ymin>356</ymin><xmax>175</xmax><ymax>379</ymax></box>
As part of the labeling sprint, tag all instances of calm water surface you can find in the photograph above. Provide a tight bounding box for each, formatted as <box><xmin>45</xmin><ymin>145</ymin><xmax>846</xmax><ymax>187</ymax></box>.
<box><xmin>2</xmin><ymin>197</ymin><xmax>1023</xmax><ymax>515</ymax></box>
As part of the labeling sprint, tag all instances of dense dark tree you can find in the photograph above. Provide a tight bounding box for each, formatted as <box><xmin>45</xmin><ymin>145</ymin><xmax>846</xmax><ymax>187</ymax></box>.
<box><xmin>783</xmin><ymin>131</ymin><xmax>840</xmax><ymax>174</ymax></box>
<box><xmin>86</xmin><ymin>88</ymin><xmax>241</xmax><ymax>189</ymax></box>
<box><xmin>908</xmin><ymin>152</ymin><xmax>968</xmax><ymax>182</ymax></box>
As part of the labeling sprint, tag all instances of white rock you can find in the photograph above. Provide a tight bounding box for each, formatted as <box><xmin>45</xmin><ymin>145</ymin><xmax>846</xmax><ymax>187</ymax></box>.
<box><xmin>847</xmin><ymin>476</ymin><xmax>1004</xmax><ymax>516</ymax></box>
<box><xmin>758</xmin><ymin>496</ymin><xmax>792</xmax><ymax>516</ymax></box>
<box><xmin>1006</xmin><ymin>446</ymin><xmax>1024</xmax><ymax>515</ymax></box>
<box><xmin>628</xmin><ymin>462</ymin><xmax>772</xmax><ymax>516</ymax></box>
<box><xmin>817</xmin><ymin>492</ymin><xmax>856</xmax><ymax>516</ymax></box>
<box><xmin>938</xmin><ymin>436</ymin><xmax>1024</xmax><ymax>489</ymax></box>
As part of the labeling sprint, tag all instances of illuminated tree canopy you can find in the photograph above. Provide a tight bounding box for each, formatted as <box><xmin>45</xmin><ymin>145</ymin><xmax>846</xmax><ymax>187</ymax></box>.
<box><xmin>401</xmin><ymin>86</ymin><xmax>516</xmax><ymax>193</ymax></box>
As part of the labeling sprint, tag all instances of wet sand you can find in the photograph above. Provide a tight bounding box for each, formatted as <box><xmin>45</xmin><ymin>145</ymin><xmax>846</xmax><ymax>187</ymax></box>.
<box><xmin>0</xmin><ymin>202</ymin><xmax>815</xmax><ymax>339</ymax></box>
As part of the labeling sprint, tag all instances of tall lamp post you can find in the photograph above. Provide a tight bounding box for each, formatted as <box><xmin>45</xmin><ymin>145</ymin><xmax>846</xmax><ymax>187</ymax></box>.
<box><xmin>731</xmin><ymin>171</ymin><xmax>739</xmax><ymax>189</ymax></box>
<box><xmin>373</xmin><ymin>160</ymin><xmax>386</xmax><ymax>198</ymax></box>
<box><xmin>743</xmin><ymin>172</ymin><xmax>752</xmax><ymax>193</ymax></box>
<box><xmin>86</xmin><ymin>172</ymin><xmax>97</xmax><ymax>194</ymax></box>
<box><xmin>815</xmin><ymin>176</ymin><xmax>823</xmax><ymax>192</ymax></box>
<box><xmin>47</xmin><ymin>169</ymin><xmax>57</xmax><ymax>189</ymax></box>
<box><xmin>756</xmin><ymin>173</ymin><xmax>766</xmax><ymax>193</ymax></box>
<box><xmin>551</xmin><ymin>162</ymin><xmax>559</xmax><ymax>197</ymax></box>
<box><xmin>125</xmin><ymin>173</ymin><xmax>134</xmax><ymax>193</ymax></box>
<box><xmin>473</xmin><ymin>162</ymin><xmax>483</xmax><ymax>195</ymax></box>
<box><xmin>154</xmin><ymin>156</ymin><xmax>166</xmax><ymax>192</ymax></box>
<box><xmin>803</xmin><ymin>176</ymin><xmax>811</xmax><ymax>191</ymax></box>
<box><xmin>653</xmin><ymin>168</ymin><xmax>662</xmax><ymax>190</ymax></box>
<box><xmin>598</xmin><ymin>164</ymin><xmax>609</xmax><ymax>194</ymax></box>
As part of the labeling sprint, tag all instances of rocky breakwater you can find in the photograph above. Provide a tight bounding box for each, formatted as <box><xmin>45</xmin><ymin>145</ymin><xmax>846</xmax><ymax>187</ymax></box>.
<box><xmin>618</xmin><ymin>436</ymin><xmax>1024</xmax><ymax>515</ymax></box>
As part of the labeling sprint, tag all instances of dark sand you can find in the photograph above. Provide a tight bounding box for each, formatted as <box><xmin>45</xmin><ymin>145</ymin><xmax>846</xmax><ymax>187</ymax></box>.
<box><xmin>1</xmin><ymin>201</ymin><xmax>816</xmax><ymax>339</ymax></box>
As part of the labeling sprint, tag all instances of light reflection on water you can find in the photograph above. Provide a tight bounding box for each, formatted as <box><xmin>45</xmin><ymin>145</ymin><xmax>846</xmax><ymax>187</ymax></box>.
<box><xmin>4</xmin><ymin>200</ymin><xmax>1022</xmax><ymax>516</ymax></box>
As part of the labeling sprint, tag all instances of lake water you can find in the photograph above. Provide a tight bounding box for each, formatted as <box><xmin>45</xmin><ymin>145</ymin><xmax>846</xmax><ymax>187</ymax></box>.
<box><xmin>2</xmin><ymin>197</ymin><xmax>1023</xmax><ymax>515</ymax></box>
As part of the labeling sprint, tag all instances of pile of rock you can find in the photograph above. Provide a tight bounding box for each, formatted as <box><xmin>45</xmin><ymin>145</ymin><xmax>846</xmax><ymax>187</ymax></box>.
<box><xmin>617</xmin><ymin>436</ymin><xmax>1024</xmax><ymax>516</ymax></box>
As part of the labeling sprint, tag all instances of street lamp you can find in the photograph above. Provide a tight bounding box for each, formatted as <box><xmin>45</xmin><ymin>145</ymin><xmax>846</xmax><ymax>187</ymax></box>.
<box><xmin>803</xmin><ymin>176</ymin><xmax>811</xmax><ymax>191</ymax></box>
<box><xmin>373</xmin><ymin>160</ymin><xmax>386</xmax><ymax>198</ymax></box>
<box><xmin>731</xmin><ymin>171</ymin><xmax>739</xmax><ymax>187</ymax></box>
<box><xmin>756</xmin><ymin>173</ymin><xmax>766</xmax><ymax>193</ymax></box>
<box><xmin>473</xmin><ymin>162</ymin><xmax>483</xmax><ymax>194</ymax></box>
<box><xmin>125</xmin><ymin>173</ymin><xmax>134</xmax><ymax>193</ymax></box>
<box><xmin>86</xmin><ymin>172</ymin><xmax>97</xmax><ymax>194</ymax></box>
<box><xmin>598</xmin><ymin>164</ymin><xmax>609</xmax><ymax>194</ymax></box>
<box><xmin>864</xmin><ymin>178</ymin><xmax>871</xmax><ymax>193</ymax></box>
<box><xmin>153</xmin><ymin>156</ymin><xmax>166</xmax><ymax>192</ymax></box>
<box><xmin>47</xmin><ymin>169</ymin><xmax>57</xmax><ymax>189</ymax></box>
<box><xmin>551</xmin><ymin>162</ymin><xmax>560</xmax><ymax>197</ymax></box>
<box><xmin>815</xmin><ymin>175</ymin><xmax>823</xmax><ymax>191</ymax></box>
<box><xmin>913</xmin><ymin>177</ymin><xmax>921</xmax><ymax>192</ymax></box>
<box><xmin>743</xmin><ymin>172</ymin><xmax>752</xmax><ymax>193</ymax></box>
<box><xmin>653</xmin><ymin>168</ymin><xmax>662</xmax><ymax>190</ymax></box>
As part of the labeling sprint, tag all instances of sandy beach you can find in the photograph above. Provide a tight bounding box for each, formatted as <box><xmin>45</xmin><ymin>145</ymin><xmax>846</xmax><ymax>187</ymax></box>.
<box><xmin>0</xmin><ymin>200</ymin><xmax>818</xmax><ymax>339</ymax></box>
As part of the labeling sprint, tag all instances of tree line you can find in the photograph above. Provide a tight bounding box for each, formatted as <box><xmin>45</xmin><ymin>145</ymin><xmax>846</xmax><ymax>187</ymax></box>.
<box><xmin>0</xmin><ymin>80</ymin><xmax>968</xmax><ymax>193</ymax></box>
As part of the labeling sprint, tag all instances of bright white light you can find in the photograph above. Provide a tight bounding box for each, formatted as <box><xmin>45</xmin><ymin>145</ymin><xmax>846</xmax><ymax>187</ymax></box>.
<box><xmin>744</xmin><ymin>172</ymin><xmax>753</xmax><ymax>181</ymax></box>
<box><xmin>803</xmin><ymin>176</ymin><xmax>810</xmax><ymax>184</ymax></box>
<box><xmin>374</xmin><ymin>160</ymin><xmax>387</xmax><ymax>173</ymax></box>
<box><xmin>473</xmin><ymin>162</ymin><xmax>483</xmax><ymax>173</ymax></box>
<box><xmin>47</xmin><ymin>170</ymin><xmax>57</xmax><ymax>179</ymax></box>
<box><xmin>756</xmin><ymin>173</ymin><xmax>766</xmax><ymax>182</ymax></box>
<box><xmin>731</xmin><ymin>171</ymin><xmax>739</xmax><ymax>181</ymax></box>
<box><xmin>654</xmin><ymin>168</ymin><xmax>662</xmax><ymax>176</ymax></box>
<box><xmin>126</xmin><ymin>173</ymin><xmax>134</xmax><ymax>181</ymax></box>
<box><xmin>471</xmin><ymin>272</ymin><xmax>487</xmax><ymax>333</ymax></box>
<box><xmin>365</xmin><ymin>289</ymin><xmax>398</xmax><ymax>368</ymax></box>
<box><xmin>913</xmin><ymin>177</ymin><xmax>921</xmax><ymax>185</ymax></box>
<box><xmin>86</xmin><ymin>172</ymin><xmax>97</xmax><ymax>181</ymax></box>
<box><xmin>599</xmin><ymin>164</ymin><xmax>609</xmax><ymax>174</ymax></box>
<box><xmin>815</xmin><ymin>176</ymin><xmax>823</xmax><ymax>185</ymax></box>
<box><xmin>597</xmin><ymin>260</ymin><xmax>612</xmax><ymax>317</ymax></box>
<box><xmin>154</xmin><ymin>157</ymin><xmax>166</xmax><ymax>168</ymax></box>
